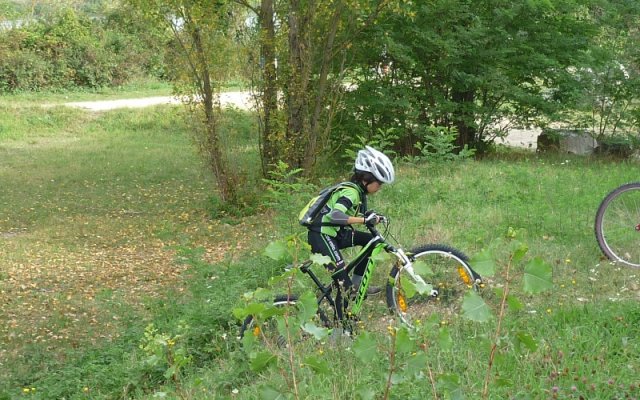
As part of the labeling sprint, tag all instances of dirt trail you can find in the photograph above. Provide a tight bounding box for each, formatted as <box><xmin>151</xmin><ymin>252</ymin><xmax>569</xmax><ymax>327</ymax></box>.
<box><xmin>64</xmin><ymin>92</ymin><xmax>539</xmax><ymax>149</ymax></box>
<box><xmin>64</xmin><ymin>91</ymin><xmax>253</xmax><ymax>111</ymax></box>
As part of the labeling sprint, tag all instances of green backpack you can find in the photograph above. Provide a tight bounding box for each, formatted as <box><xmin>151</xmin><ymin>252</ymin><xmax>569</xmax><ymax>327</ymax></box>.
<box><xmin>298</xmin><ymin>182</ymin><xmax>359</xmax><ymax>227</ymax></box>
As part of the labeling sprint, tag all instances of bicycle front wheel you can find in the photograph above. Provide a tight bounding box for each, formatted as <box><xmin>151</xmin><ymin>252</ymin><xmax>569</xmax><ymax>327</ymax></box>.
<box><xmin>595</xmin><ymin>182</ymin><xmax>640</xmax><ymax>268</ymax></box>
<box><xmin>386</xmin><ymin>244</ymin><xmax>480</xmax><ymax>328</ymax></box>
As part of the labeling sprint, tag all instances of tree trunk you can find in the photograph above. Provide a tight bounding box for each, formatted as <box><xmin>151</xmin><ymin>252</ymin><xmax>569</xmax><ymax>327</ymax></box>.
<box><xmin>192</xmin><ymin>26</ymin><xmax>235</xmax><ymax>202</ymax></box>
<box><xmin>259</xmin><ymin>0</ymin><xmax>279</xmax><ymax>175</ymax></box>
<box><xmin>285</xmin><ymin>0</ymin><xmax>311</xmax><ymax>169</ymax></box>
<box><xmin>303</xmin><ymin>3</ymin><xmax>343</xmax><ymax>173</ymax></box>
<box><xmin>453</xmin><ymin>89</ymin><xmax>477</xmax><ymax>150</ymax></box>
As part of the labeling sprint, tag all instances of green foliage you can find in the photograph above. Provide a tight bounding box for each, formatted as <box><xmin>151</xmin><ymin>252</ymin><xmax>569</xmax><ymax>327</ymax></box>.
<box><xmin>139</xmin><ymin>322</ymin><xmax>193</xmax><ymax>384</ymax></box>
<box><xmin>344</xmin><ymin>127</ymin><xmax>400</xmax><ymax>161</ymax></box>
<box><xmin>0</xmin><ymin>4</ymin><xmax>168</xmax><ymax>93</ymax></box>
<box><xmin>410</xmin><ymin>126</ymin><xmax>476</xmax><ymax>162</ymax></box>
<box><xmin>4</xmin><ymin>98</ymin><xmax>640</xmax><ymax>399</ymax></box>
<box><xmin>595</xmin><ymin>133</ymin><xmax>640</xmax><ymax>158</ymax></box>
<box><xmin>336</xmin><ymin>0</ymin><xmax>628</xmax><ymax>154</ymax></box>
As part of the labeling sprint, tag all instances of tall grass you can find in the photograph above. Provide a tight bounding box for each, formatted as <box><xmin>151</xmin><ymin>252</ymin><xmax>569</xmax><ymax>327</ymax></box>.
<box><xmin>0</xmin><ymin>97</ymin><xmax>638</xmax><ymax>399</ymax></box>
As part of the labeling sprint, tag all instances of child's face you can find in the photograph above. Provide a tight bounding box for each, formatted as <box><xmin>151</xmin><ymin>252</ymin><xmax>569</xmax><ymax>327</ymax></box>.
<box><xmin>367</xmin><ymin>181</ymin><xmax>383</xmax><ymax>194</ymax></box>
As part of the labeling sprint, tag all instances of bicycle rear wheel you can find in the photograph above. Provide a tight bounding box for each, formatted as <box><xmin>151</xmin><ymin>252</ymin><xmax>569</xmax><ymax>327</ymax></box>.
<box><xmin>239</xmin><ymin>295</ymin><xmax>297</xmax><ymax>346</ymax></box>
<box><xmin>239</xmin><ymin>291</ymin><xmax>338</xmax><ymax>345</ymax></box>
<box><xmin>386</xmin><ymin>244</ymin><xmax>480</xmax><ymax>328</ymax></box>
<box><xmin>595</xmin><ymin>182</ymin><xmax>640</xmax><ymax>268</ymax></box>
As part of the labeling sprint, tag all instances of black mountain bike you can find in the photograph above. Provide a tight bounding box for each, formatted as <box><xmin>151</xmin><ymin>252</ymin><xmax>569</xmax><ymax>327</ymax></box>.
<box><xmin>240</xmin><ymin>216</ymin><xmax>482</xmax><ymax>340</ymax></box>
<box><xmin>595</xmin><ymin>182</ymin><xmax>640</xmax><ymax>268</ymax></box>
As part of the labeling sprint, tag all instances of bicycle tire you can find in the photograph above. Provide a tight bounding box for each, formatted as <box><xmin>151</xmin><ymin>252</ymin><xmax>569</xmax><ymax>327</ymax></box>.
<box><xmin>386</xmin><ymin>244</ymin><xmax>480</xmax><ymax>328</ymax></box>
<box><xmin>594</xmin><ymin>182</ymin><xmax>640</xmax><ymax>268</ymax></box>
<box><xmin>238</xmin><ymin>292</ymin><xmax>338</xmax><ymax>343</ymax></box>
<box><xmin>238</xmin><ymin>295</ymin><xmax>298</xmax><ymax>346</ymax></box>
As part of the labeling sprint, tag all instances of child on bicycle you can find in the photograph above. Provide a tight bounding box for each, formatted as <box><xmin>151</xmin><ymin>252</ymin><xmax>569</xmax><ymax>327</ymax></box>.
<box><xmin>305</xmin><ymin>146</ymin><xmax>395</xmax><ymax>295</ymax></box>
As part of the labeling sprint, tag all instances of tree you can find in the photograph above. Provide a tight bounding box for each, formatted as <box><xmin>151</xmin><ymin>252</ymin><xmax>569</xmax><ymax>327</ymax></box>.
<box><xmin>128</xmin><ymin>0</ymin><xmax>244</xmax><ymax>203</ymax></box>
<box><xmin>238</xmin><ymin>0</ymin><xmax>389</xmax><ymax>175</ymax></box>
<box><xmin>554</xmin><ymin>0</ymin><xmax>640</xmax><ymax>141</ymax></box>
<box><xmin>336</xmin><ymin>0</ymin><xmax>605</xmax><ymax>153</ymax></box>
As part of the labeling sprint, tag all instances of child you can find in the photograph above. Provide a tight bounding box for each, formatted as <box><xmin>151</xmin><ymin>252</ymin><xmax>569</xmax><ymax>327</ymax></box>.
<box><xmin>305</xmin><ymin>146</ymin><xmax>395</xmax><ymax>294</ymax></box>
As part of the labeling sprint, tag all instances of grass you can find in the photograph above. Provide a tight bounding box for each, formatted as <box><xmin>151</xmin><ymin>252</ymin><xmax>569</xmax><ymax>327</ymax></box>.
<box><xmin>0</xmin><ymin>94</ymin><xmax>639</xmax><ymax>399</ymax></box>
<box><xmin>0</xmin><ymin>79</ymin><xmax>174</xmax><ymax>106</ymax></box>
<box><xmin>0</xmin><ymin>78</ymin><xmax>249</xmax><ymax>108</ymax></box>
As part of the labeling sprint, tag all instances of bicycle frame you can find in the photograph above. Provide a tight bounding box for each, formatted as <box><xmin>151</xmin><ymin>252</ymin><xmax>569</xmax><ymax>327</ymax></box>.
<box><xmin>300</xmin><ymin>222</ymin><xmax>429</xmax><ymax>322</ymax></box>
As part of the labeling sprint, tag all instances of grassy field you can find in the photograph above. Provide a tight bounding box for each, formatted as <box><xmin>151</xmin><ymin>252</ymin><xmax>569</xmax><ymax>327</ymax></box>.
<box><xmin>0</xmin><ymin>91</ymin><xmax>638</xmax><ymax>399</ymax></box>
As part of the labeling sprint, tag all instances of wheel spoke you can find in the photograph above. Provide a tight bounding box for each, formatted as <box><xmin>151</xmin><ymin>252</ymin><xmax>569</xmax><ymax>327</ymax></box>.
<box><xmin>386</xmin><ymin>245</ymin><xmax>480</xmax><ymax>328</ymax></box>
<box><xmin>595</xmin><ymin>183</ymin><xmax>640</xmax><ymax>267</ymax></box>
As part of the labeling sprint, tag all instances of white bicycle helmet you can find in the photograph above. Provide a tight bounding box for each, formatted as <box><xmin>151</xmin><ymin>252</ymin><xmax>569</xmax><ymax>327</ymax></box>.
<box><xmin>354</xmin><ymin>146</ymin><xmax>395</xmax><ymax>184</ymax></box>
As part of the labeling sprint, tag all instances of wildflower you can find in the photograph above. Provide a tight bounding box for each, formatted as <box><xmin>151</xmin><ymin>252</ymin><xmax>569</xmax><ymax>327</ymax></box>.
<box><xmin>546</xmin><ymin>308</ymin><xmax>552</xmax><ymax>314</ymax></box>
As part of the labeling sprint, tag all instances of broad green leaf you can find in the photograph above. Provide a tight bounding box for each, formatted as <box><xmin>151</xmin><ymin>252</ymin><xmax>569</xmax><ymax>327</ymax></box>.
<box><xmin>506</xmin><ymin>294</ymin><xmax>524</xmax><ymax>311</ymax></box>
<box><xmin>407</xmin><ymin>352</ymin><xmax>429</xmax><ymax>372</ymax></box>
<box><xmin>509</xmin><ymin>240</ymin><xmax>529</xmax><ymax>264</ymax></box>
<box><xmin>399</xmin><ymin>275</ymin><xmax>417</xmax><ymax>298</ymax></box>
<box><xmin>391</xmin><ymin>372</ymin><xmax>407</xmax><ymax>384</ymax></box>
<box><xmin>301</xmin><ymin>322</ymin><xmax>329</xmax><ymax>340</ymax></box>
<box><xmin>353</xmin><ymin>331</ymin><xmax>377</xmax><ymax>363</ymax></box>
<box><xmin>412</xmin><ymin>259</ymin><xmax>434</xmax><ymax>276</ymax></box>
<box><xmin>438</xmin><ymin>326</ymin><xmax>453</xmax><ymax>351</ymax></box>
<box><xmin>414</xmin><ymin>280</ymin><xmax>432</xmax><ymax>295</ymax></box>
<box><xmin>523</xmin><ymin>257</ymin><xmax>553</xmax><ymax>294</ymax></box>
<box><xmin>296</xmin><ymin>291</ymin><xmax>318</xmax><ymax>322</ymax></box>
<box><xmin>303</xmin><ymin>355</ymin><xmax>329</xmax><ymax>374</ymax></box>
<box><xmin>437</xmin><ymin>373</ymin><xmax>462</xmax><ymax>400</ymax></box>
<box><xmin>258</xmin><ymin>385</ymin><xmax>286</xmax><ymax>400</ymax></box>
<box><xmin>164</xmin><ymin>366</ymin><xmax>176</xmax><ymax>380</ymax></box>
<box><xmin>276</xmin><ymin>315</ymin><xmax>299</xmax><ymax>341</ymax></box>
<box><xmin>252</xmin><ymin>288</ymin><xmax>275</xmax><ymax>301</ymax></box>
<box><xmin>469</xmin><ymin>249</ymin><xmax>496</xmax><ymax>277</ymax></box>
<box><xmin>514</xmin><ymin>331</ymin><xmax>538</xmax><ymax>352</ymax></box>
<box><xmin>309</xmin><ymin>252</ymin><xmax>332</xmax><ymax>266</ymax></box>
<box><xmin>493</xmin><ymin>288</ymin><xmax>524</xmax><ymax>311</ymax></box>
<box><xmin>263</xmin><ymin>241</ymin><xmax>288</xmax><ymax>261</ymax></box>
<box><xmin>355</xmin><ymin>386</ymin><xmax>376</xmax><ymax>400</ymax></box>
<box><xmin>233</xmin><ymin>303</ymin><xmax>266</xmax><ymax>320</ymax></box>
<box><xmin>461</xmin><ymin>291</ymin><xmax>492</xmax><ymax>322</ymax></box>
<box><xmin>395</xmin><ymin>327</ymin><xmax>414</xmax><ymax>354</ymax></box>
<box><xmin>241</xmin><ymin>331</ymin><xmax>257</xmax><ymax>353</ymax></box>
<box><xmin>251</xmin><ymin>351</ymin><xmax>276</xmax><ymax>372</ymax></box>
<box><xmin>262</xmin><ymin>304</ymin><xmax>288</xmax><ymax>320</ymax></box>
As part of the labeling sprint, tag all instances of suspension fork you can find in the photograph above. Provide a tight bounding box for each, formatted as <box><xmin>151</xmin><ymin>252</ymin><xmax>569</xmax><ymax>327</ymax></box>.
<box><xmin>391</xmin><ymin>248</ymin><xmax>436</xmax><ymax>297</ymax></box>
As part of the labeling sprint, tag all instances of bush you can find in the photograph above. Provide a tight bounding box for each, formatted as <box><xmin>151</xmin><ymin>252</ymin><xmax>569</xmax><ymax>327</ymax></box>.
<box><xmin>595</xmin><ymin>134</ymin><xmax>640</xmax><ymax>158</ymax></box>
<box><xmin>0</xmin><ymin>6</ymin><xmax>168</xmax><ymax>93</ymax></box>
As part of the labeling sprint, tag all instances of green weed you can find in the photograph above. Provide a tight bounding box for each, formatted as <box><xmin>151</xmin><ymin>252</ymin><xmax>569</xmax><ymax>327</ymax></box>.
<box><xmin>1</xmin><ymin>96</ymin><xmax>639</xmax><ymax>399</ymax></box>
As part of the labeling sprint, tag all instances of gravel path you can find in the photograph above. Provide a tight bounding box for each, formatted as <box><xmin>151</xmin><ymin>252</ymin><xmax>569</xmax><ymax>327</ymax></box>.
<box><xmin>64</xmin><ymin>92</ymin><xmax>539</xmax><ymax>149</ymax></box>
<box><xmin>64</xmin><ymin>91</ymin><xmax>254</xmax><ymax>111</ymax></box>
